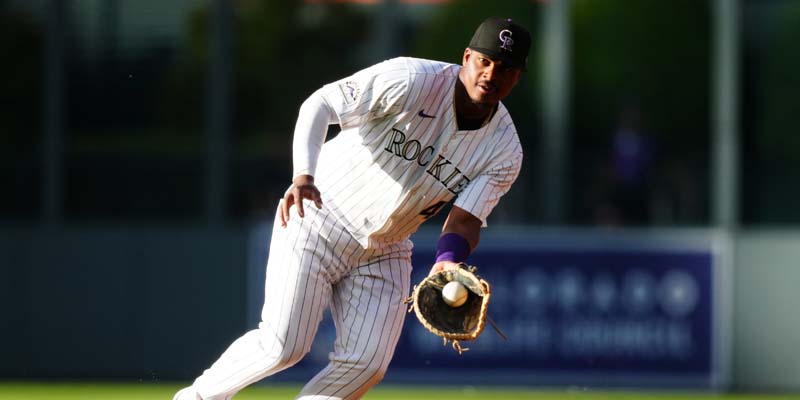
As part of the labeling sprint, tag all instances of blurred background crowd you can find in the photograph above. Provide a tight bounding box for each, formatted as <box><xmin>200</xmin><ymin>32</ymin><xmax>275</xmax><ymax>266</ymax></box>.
<box><xmin>3</xmin><ymin>0</ymin><xmax>799</xmax><ymax>229</ymax></box>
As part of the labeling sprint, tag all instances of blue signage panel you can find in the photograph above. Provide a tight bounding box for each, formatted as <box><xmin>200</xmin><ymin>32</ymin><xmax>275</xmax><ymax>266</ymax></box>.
<box><xmin>395</xmin><ymin>250</ymin><xmax>709</xmax><ymax>370</ymax></box>
<box><xmin>386</xmin><ymin>232</ymin><xmax>730</xmax><ymax>388</ymax></box>
<box><xmin>246</xmin><ymin>226</ymin><xmax>730</xmax><ymax>388</ymax></box>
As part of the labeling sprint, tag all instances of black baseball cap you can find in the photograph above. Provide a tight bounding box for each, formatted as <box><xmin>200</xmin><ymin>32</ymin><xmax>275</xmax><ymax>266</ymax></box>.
<box><xmin>468</xmin><ymin>16</ymin><xmax>531</xmax><ymax>70</ymax></box>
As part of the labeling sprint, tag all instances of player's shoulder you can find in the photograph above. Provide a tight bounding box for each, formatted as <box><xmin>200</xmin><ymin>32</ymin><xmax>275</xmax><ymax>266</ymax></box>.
<box><xmin>492</xmin><ymin>103</ymin><xmax>524</xmax><ymax>149</ymax></box>
<box><xmin>494</xmin><ymin>103</ymin><xmax>520</xmax><ymax>134</ymax></box>
<box><xmin>379</xmin><ymin>57</ymin><xmax>455</xmax><ymax>77</ymax></box>
<box><xmin>357</xmin><ymin>57</ymin><xmax>411</xmax><ymax>79</ymax></box>
<box><xmin>365</xmin><ymin>57</ymin><xmax>458</xmax><ymax>79</ymax></box>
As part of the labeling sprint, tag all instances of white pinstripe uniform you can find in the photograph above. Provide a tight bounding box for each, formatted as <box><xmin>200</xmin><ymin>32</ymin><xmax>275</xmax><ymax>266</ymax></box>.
<box><xmin>186</xmin><ymin>57</ymin><xmax>522</xmax><ymax>400</ymax></box>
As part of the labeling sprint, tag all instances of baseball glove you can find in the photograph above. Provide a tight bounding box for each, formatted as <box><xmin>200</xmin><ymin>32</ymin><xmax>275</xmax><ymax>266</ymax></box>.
<box><xmin>404</xmin><ymin>263</ymin><xmax>504</xmax><ymax>354</ymax></box>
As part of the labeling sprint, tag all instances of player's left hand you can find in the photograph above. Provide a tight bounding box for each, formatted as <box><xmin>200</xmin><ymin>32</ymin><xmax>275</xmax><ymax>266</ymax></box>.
<box><xmin>280</xmin><ymin>174</ymin><xmax>323</xmax><ymax>227</ymax></box>
<box><xmin>428</xmin><ymin>260</ymin><xmax>462</xmax><ymax>277</ymax></box>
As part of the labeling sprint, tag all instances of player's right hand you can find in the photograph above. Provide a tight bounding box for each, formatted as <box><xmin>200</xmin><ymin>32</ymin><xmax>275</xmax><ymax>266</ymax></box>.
<box><xmin>280</xmin><ymin>174</ymin><xmax>323</xmax><ymax>227</ymax></box>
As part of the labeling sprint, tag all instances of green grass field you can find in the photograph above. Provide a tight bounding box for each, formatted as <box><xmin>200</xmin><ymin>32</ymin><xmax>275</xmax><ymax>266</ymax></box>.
<box><xmin>1</xmin><ymin>382</ymin><xmax>798</xmax><ymax>400</ymax></box>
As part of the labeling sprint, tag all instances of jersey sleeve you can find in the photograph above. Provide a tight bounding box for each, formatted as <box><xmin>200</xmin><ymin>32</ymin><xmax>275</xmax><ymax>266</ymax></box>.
<box><xmin>318</xmin><ymin>58</ymin><xmax>410</xmax><ymax>129</ymax></box>
<box><xmin>453</xmin><ymin>134</ymin><xmax>523</xmax><ymax>227</ymax></box>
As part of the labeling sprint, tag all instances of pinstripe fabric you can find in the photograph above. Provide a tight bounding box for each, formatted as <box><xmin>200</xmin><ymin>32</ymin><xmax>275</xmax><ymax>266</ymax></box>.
<box><xmin>187</xmin><ymin>57</ymin><xmax>522</xmax><ymax>400</ymax></box>
<box><xmin>192</xmin><ymin>201</ymin><xmax>412</xmax><ymax>400</ymax></box>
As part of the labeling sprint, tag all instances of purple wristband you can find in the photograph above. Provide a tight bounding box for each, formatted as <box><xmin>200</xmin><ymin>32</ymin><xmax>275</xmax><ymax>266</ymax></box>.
<box><xmin>435</xmin><ymin>233</ymin><xmax>470</xmax><ymax>263</ymax></box>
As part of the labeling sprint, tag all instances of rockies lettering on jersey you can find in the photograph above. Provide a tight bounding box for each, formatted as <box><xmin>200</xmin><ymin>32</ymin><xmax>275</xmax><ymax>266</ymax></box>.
<box><xmin>383</xmin><ymin>128</ymin><xmax>471</xmax><ymax>194</ymax></box>
<box><xmin>315</xmin><ymin>57</ymin><xmax>522</xmax><ymax>248</ymax></box>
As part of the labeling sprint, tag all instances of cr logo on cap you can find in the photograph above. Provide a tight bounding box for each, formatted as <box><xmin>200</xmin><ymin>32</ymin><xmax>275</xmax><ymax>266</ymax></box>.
<box><xmin>499</xmin><ymin>29</ymin><xmax>514</xmax><ymax>51</ymax></box>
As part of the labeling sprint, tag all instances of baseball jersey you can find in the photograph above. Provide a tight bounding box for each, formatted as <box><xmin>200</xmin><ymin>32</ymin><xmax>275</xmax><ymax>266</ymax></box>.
<box><xmin>314</xmin><ymin>57</ymin><xmax>523</xmax><ymax>249</ymax></box>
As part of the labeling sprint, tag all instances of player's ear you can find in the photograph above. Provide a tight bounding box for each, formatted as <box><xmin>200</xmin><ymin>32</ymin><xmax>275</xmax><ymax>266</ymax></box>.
<box><xmin>511</xmin><ymin>68</ymin><xmax>523</xmax><ymax>86</ymax></box>
<box><xmin>462</xmin><ymin>48</ymin><xmax>471</xmax><ymax>65</ymax></box>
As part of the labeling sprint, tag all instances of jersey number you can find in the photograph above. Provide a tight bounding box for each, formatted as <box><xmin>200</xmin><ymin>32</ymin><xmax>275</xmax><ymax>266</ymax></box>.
<box><xmin>419</xmin><ymin>201</ymin><xmax>447</xmax><ymax>220</ymax></box>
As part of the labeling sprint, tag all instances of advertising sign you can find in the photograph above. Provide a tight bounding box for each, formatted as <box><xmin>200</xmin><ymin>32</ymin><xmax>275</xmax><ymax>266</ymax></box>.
<box><xmin>247</xmin><ymin>227</ymin><xmax>730</xmax><ymax>388</ymax></box>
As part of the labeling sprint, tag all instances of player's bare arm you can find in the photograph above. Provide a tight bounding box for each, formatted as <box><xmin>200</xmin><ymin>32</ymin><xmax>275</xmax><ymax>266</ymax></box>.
<box><xmin>429</xmin><ymin>206</ymin><xmax>482</xmax><ymax>276</ymax></box>
<box><xmin>279</xmin><ymin>174</ymin><xmax>323</xmax><ymax>227</ymax></box>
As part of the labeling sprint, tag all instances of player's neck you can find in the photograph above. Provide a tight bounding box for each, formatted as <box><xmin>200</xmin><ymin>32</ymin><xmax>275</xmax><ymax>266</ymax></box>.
<box><xmin>454</xmin><ymin>79</ymin><xmax>496</xmax><ymax>131</ymax></box>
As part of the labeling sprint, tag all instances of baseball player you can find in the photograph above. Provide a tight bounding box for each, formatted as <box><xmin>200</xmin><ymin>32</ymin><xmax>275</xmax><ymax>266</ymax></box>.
<box><xmin>175</xmin><ymin>16</ymin><xmax>531</xmax><ymax>400</ymax></box>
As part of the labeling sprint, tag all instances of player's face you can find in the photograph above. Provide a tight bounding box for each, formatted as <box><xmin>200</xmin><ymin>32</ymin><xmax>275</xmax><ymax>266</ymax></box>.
<box><xmin>460</xmin><ymin>48</ymin><xmax>522</xmax><ymax>106</ymax></box>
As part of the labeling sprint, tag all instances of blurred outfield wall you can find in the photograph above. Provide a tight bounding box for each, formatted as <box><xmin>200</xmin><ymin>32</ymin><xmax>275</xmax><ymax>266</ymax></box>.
<box><xmin>1</xmin><ymin>226</ymin><xmax>800</xmax><ymax>392</ymax></box>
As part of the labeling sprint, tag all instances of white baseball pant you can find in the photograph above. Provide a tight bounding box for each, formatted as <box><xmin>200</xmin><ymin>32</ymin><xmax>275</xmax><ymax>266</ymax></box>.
<box><xmin>191</xmin><ymin>201</ymin><xmax>413</xmax><ymax>399</ymax></box>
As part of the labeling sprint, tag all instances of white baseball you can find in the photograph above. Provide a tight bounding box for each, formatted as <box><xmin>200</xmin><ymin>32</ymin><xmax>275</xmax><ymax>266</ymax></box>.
<box><xmin>442</xmin><ymin>281</ymin><xmax>468</xmax><ymax>308</ymax></box>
